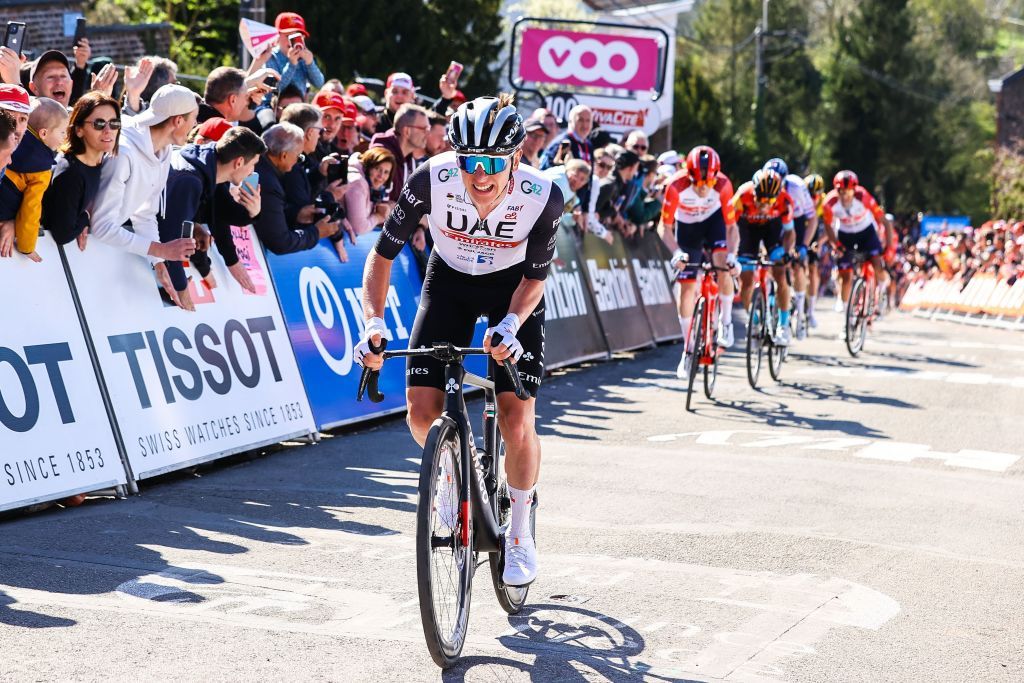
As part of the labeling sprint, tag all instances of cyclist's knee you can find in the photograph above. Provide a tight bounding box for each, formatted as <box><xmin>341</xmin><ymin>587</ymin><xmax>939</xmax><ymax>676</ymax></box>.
<box><xmin>497</xmin><ymin>397</ymin><xmax>536</xmax><ymax>450</ymax></box>
<box><xmin>407</xmin><ymin>388</ymin><xmax>444</xmax><ymax>442</ymax></box>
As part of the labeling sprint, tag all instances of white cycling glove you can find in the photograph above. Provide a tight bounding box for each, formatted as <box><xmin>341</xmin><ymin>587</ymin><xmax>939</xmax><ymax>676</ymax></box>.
<box><xmin>725</xmin><ymin>252</ymin><xmax>738</xmax><ymax>268</ymax></box>
<box><xmin>671</xmin><ymin>249</ymin><xmax>689</xmax><ymax>269</ymax></box>
<box><xmin>485</xmin><ymin>313</ymin><xmax>524</xmax><ymax>362</ymax></box>
<box><xmin>354</xmin><ymin>317</ymin><xmax>388</xmax><ymax>367</ymax></box>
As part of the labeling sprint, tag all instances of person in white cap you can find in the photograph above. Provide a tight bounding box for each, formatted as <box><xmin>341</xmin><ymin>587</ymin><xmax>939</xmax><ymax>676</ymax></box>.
<box><xmin>657</xmin><ymin>150</ymin><xmax>681</xmax><ymax>170</ymax></box>
<box><xmin>90</xmin><ymin>83</ymin><xmax>199</xmax><ymax>309</ymax></box>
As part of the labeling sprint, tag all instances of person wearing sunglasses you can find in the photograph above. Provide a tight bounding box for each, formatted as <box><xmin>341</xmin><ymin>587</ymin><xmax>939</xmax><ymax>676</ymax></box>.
<box><xmin>356</xmin><ymin>94</ymin><xmax>565</xmax><ymax>589</ymax></box>
<box><xmin>41</xmin><ymin>92</ymin><xmax>121</xmax><ymax>252</ymax></box>
<box><xmin>733</xmin><ymin>167</ymin><xmax>798</xmax><ymax>345</ymax></box>
<box><xmin>659</xmin><ymin>146</ymin><xmax>740</xmax><ymax>377</ymax></box>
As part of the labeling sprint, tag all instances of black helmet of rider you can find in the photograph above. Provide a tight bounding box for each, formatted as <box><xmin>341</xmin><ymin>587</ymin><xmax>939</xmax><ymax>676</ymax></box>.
<box><xmin>447</xmin><ymin>95</ymin><xmax>525</xmax><ymax>157</ymax></box>
<box><xmin>804</xmin><ymin>173</ymin><xmax>825</xmax><ymax>196</ymax></box>
<box><xmin>752</xmin><ymin>168</ymin><xmax>783</xmax><ymax>200</ymax></box>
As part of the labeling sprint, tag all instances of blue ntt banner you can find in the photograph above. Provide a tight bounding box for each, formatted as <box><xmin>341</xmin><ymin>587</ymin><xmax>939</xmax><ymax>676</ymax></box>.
<box><xmin>265</xmin><ymin>232</ymin><xmax>424</xmax><ymax>429</ymax></box>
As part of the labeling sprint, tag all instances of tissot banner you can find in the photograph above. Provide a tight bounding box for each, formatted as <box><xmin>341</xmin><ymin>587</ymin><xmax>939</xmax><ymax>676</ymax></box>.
<box><xmin>64</xmin><ymin>229</ymin><xmax>315</xmax><ymax>480</ymax></box>
<box><xmin>579</xmin><ymin>231</ymin><xmax>656</xmax><ymax>352</ymax></box>
<box><xmin>0</xmin><ymin>235</ymin><xmax>125</xmax><ymax>511</ymax></box>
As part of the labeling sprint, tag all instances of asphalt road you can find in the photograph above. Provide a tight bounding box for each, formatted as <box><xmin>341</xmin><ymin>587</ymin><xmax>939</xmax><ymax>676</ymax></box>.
<box><xmin>2</xmin><ymin>306</ymin><xmax>1022</xmax><ymax>682</ymax></box>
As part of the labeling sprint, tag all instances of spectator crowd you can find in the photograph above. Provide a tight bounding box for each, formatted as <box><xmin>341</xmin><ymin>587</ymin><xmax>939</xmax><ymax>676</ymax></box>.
<box><xmin>0</xmin><ymin>10</ymin><xmax>681</xmax><ymax>310</ymax></box>
<box><xmin>898</xmin><ymin>220</ymin><xmax>1024</xmax><ymax>291</ymax></box>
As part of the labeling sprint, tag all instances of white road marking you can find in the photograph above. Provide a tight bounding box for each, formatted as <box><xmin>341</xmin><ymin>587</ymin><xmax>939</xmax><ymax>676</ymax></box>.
<box><xmin>647</xmin><ymin>430</ymin><xmax>1020</xmax><ymax>472</ymax></box>
<box><xmin>793</xmin><ymin>365</ymin><xmax>1024</xmax><ymax>388</ymax></box>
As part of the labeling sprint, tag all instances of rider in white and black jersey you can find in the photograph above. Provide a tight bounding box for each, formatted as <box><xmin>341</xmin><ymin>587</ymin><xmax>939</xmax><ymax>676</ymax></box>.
<box><xmin>356</xmin><ymin>95</ymin><xmax>563</xmax><ymax>587</ymax></box>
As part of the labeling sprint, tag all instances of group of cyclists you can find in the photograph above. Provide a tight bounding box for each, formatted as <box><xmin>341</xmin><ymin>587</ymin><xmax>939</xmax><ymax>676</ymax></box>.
<box><xmin>660</xmin><ymin>145</ymin><xmax>896</xmax><ymax>379</ymax></box>
<box><xmin>350</xmin><ymin>95</ymin><xmax>898</xmax><ymax>665</ymax></box>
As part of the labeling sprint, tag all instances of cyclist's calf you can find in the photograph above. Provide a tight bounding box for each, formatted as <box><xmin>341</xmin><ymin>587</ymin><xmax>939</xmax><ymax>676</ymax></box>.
<box><xmin>497</xmin><ymin>394</ymin><xmax>540</xmax><ymax>489</ymax></box>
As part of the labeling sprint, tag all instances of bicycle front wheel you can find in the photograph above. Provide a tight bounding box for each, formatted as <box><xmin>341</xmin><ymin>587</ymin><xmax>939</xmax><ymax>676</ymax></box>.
<box><xmin>746</xmin><ymin>291</ymin><xmax>766</xmax><ymax>389</ymax></box>
<box><xmin>417</xmin><ymin>417</ymin><xmax>473</xmax><ymax>669</ymax></box>
<box><xmin>686</xmin><ymin>297</ymin><xmax>706</xmax><ymax>411</ymax></box>
<box><xmin>845</xmin><ymin>278</ymin><xmax>868</xmax><ymax>357</ymax></box>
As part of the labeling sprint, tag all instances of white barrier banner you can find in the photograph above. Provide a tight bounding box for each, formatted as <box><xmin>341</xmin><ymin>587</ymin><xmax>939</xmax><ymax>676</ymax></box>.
<box><xmin>0</xmin><ymin>235</ymin><xmax>125</xmax><ymax>511</ymax></box>
<box><xmin>64</xmin><ymin>231</ymin><xmax>315</xmax><ymax>480</ymax></box>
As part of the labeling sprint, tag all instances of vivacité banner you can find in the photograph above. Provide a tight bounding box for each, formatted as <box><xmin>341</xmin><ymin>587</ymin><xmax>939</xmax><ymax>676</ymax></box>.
<box><xmin>0</xmin><ymin>235</ymin><xmax>126</xmax><ymax>511</ymax></box>
<box><xmin>579</xmin><ymin>231</ymin><xmax>656</xmax><ymax>352</ymax></box>
<box><xmin>63</xmin><ymin>229</ymin><xmax>315</xmax><ymax>480</ymax></box>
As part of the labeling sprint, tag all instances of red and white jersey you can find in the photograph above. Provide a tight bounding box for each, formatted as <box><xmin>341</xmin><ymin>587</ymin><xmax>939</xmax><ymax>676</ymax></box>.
<box><xmin>661</xmin><ymin>171</ymin><xmax>737</xmax><ymax>226</ymax></box>
<box><xmin>822</xmin><ymin>187</ymin><xmax>885</xmax><ymax>234</ymax></box>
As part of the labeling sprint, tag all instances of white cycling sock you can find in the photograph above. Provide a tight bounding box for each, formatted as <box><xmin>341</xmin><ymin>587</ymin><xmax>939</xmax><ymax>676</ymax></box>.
<box><xmin>809</xmin><ymin>294</ymin><xmax>817</xmax><ymax>312</ymax></box>
<box><xmin>719</xmin><ymin>294</ymin><xmax>733</xmax><ymax>324</ymax></box>
<box><xmin>679</xmin><ymin>316</ymin><xmax>692</xmax><ymax>349</ymax></box>
<box><xmin>794</xmin><ymin>291</ymin><xmax>806</xmax><ymax>314</ymax></box>
<box><xmin>508</xmin><ymin>484</ymin><xmax>535</xmax><ymax>541</ymax></box>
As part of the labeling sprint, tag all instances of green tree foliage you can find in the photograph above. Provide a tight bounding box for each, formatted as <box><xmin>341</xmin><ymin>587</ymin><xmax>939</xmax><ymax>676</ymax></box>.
<box><xmin>992</xmin><ymin>144</ymin><xmax>1024</xmax><ymax>219</ymax></box>
<box><xmin>266</xmin><ymin>0</ymin><xmax>504</xmax><ymax>99</ymax></box>
<box><xmin>88</xmin><ymin>0</ymin><xmax>239</xmax><ymax>79</ymax></box>
<box><xmin>677</xmin><ymin>0</ymin><xmax>999</xmax><ymax>219</ymax></box>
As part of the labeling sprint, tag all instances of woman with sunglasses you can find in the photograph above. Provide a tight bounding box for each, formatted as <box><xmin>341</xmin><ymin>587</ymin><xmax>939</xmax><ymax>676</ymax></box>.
<box><xmin>42</xmin><ymin>91</ymin><xmax>120</xmax><ymax>249</ymax></box>
<box><xmin>356</xmin><ymin>94</ymin><xmax>564</xmax><ymax>589</ymax></box>
<box><xmin>660</xmin><ymin>146</ymin><xmax>740</xmax><ymax>378</ymax></box>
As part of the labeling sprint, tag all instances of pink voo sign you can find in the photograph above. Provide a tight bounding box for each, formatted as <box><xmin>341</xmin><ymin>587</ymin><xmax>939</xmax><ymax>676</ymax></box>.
<box><xmin>518</xmin><ymin>28</ymin><xmax>659</xmax><ymax>91</ymax></box>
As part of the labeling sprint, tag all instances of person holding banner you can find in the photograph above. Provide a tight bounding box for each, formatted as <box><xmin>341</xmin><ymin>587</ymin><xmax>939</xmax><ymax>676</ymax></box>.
<box><xmin>660</xmin><ymin>146</ymin><xmax>739</xmax><ymax>378</ymax></box>
<box><xmin>357</xmin><ymin>95</ymin><xmax>564</xmax><ymax>588</ymax></box>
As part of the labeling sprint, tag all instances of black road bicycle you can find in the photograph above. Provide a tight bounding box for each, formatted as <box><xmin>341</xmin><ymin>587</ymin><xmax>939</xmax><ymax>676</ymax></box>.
<box><xmin>358</xmin><ymin>336</ymin><xmax>535</xmax><ymax>668</ymax></box>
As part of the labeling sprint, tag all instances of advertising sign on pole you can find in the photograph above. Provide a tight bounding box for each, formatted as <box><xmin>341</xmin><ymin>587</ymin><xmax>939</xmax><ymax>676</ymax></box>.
<box><xmin>1</xmin><ymin>235</ymin><xmax>125</xmax><ymax>511</ymax></box>
<box><xmin>518</xmin><ymin>28</ymin><xmax>661</xmax><ymax>91</ymax></box>
<box><xmin>63</xmin><ymin>231</ymin><xmax>315</xmax><ymax>481</ymax></box>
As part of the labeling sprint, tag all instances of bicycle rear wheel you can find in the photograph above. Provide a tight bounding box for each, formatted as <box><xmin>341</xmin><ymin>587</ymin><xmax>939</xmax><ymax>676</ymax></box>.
<box><xmin>746</xmin><ymin>291</ymin><xmax>765</xmax><ymax>389</ymax></box>
<box><xmin>488</xmin><ymin>433</ymin><xmax>535</xmax><ymax>614</ymax></box>
<box><xmin>845</xmin><ymin>278</ymin><xmax>868</xmax><ymax>357</ymax></box>
<box><xmin>417</xmin><ymin>417</ymin><xmax>472</xmax><ymax>668</ymax></box>
<box><xmin>686</xmin><ymin>297</ymin><xmax>706</xmax><ymax>411</ymax></box>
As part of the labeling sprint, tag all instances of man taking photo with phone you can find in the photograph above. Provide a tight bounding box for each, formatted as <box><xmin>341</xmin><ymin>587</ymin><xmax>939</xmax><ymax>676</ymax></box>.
<box><xmin>157</xmin><ymin>126</ymin><xmax>266</xmax><ymax>309</ymax></box>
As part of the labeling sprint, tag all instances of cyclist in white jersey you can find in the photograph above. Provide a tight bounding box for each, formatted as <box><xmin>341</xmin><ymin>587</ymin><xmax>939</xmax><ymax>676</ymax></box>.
<box><xmin>356</xmin><ymin>95</ymin><xmax>564</xmax><ymax>587</ymax></box>
<box><xmin>763</xmin><ymin>158</ymin><xmax>818</xmax><ymax>339</ymax></box>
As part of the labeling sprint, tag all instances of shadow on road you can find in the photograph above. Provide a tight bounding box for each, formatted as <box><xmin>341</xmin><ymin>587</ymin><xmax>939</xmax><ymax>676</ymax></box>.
<box><xmin>443</xmin><ymin>603</ymin><xmax>697</xmax><ymax>682</ymax></box>
<box><xmin>0</xmin><ymin>430</ymin><xmax>425</xmax><ymax>629</ymax></box>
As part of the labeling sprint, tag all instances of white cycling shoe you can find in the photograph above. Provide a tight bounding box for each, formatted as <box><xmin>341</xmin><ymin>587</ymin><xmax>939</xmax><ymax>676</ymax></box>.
<box><xmin>720</xmin><ymin>323</ymin><xmax>735</xmax><ymax>348</ymax></box>
<box><xmin>808</xmin><ymin>311</ymin><xmax>819</xmax><ymax>329</ymax></box>
<box><xmin>777</xmin><ymin>325</ymin><xmax>792</xmax><ymax>347</ymax></box>
<box><xmin>502</xmin><ymin>533</ymin><xmax>538</xmax><ymax>587</ymax></box>
<box><xmin>676</xmin><ymin>351</ymin><xmax>691</xmax><ymax>379</ymax></box>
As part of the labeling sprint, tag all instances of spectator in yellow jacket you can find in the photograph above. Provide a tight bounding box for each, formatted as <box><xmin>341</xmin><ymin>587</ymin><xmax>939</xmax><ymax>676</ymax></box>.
<box><xmin>0</xmin><ymin>98</ymin><xmax>68</xmax><ymax>261</ymax></box>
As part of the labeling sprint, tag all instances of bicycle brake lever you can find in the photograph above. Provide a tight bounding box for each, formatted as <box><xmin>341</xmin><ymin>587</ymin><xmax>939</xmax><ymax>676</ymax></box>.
<box><xmin>488</xmin><ymin>332</ymin><xmax>531</xmax><ymax>401</ymax></box>
<box><xmin>356</xmin><ymin>338</ymin><xmax>388</xmax><ymax>403</ymax></box>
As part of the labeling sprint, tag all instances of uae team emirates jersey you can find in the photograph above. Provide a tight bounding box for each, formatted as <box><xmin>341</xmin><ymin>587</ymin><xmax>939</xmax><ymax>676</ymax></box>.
<box><xmin>660</xmin><ymin>171</ymin><xmax>737</xmax><ymax>226</ymax></box>
<box><xmin>375</xmin><ymin>152</ymin><xmax>564</xmax><ymax>279</ymax></box>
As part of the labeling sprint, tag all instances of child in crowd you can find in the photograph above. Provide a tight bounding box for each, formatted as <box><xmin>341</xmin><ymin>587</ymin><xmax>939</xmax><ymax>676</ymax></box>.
<box><xmin>0</xmin><ymin>97</ymin><xmax>69</xmax><ymax>261</ymax></box>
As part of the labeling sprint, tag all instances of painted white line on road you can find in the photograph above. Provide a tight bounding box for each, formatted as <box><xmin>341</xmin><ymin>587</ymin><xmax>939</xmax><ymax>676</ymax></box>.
<box><xmin>793</xmin><ymin>366</ymin><xmax>1024</xmax><ymax>388</ymax></box>
<box><xmin>647</xmin><ymin>430</ymin><xmax>1020</xmax><ymax>473</ymax></box>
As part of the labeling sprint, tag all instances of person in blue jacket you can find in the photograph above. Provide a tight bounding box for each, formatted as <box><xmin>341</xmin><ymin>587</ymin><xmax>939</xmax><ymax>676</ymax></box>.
<box><xmin>157</xmin><ymin>126</ymin><xmax>266</xmax><ymax>309</ymax></box>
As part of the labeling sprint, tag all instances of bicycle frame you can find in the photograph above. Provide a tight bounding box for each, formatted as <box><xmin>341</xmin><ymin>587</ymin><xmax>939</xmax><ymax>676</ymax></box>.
<box><xmin>697</xmin><ymin>264</ymin><xmax>721</xmax><ymax>366</ymax></box>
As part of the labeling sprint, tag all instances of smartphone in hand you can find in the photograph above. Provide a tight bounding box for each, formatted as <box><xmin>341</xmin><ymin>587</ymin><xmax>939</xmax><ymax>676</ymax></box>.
<box><xmin>241</xmin><ymin>172</ymin><xmax>259</xmax><ymax>195</ymax></box>
<box><xmin>72</xmin><ymin>17</ymin><xmax>87</xmax><ymax>48</ymax></box>
<box><xmin>288</xmin><ymin>33</ymin><xmax>304</xmax><ymax>50</ymax></box>
<box><xmin>4</xmin><ymin>22</ymin><xmax>26</xmax><ymax>56</ymax></box>
<box><xmin>327</xmin><ymin>155</ymin><xmax>349</xmax><ymax>185</ymax></box>
<box><xmin>446</xmin><ymin>60</ymin><xmax>463</xmax><ymax>84</ymax></box>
